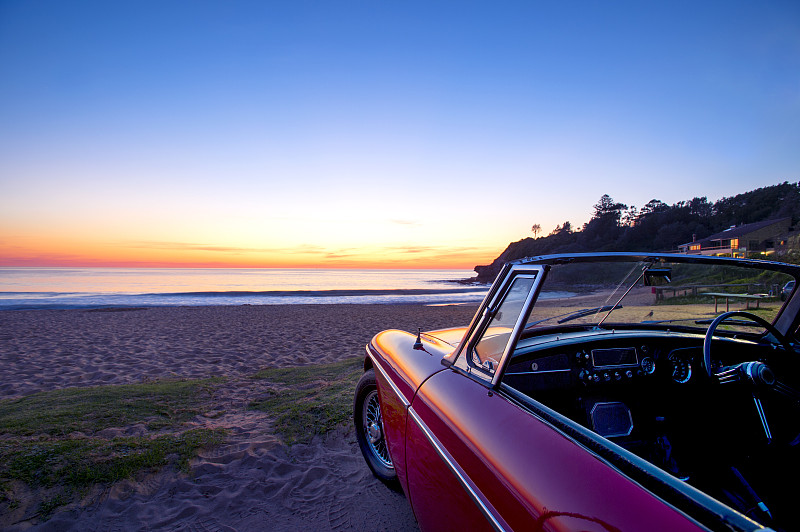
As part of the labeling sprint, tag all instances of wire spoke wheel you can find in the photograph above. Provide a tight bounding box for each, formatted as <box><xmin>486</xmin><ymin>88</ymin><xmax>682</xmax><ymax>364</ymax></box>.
<box><xmin>354</xmin><ymin>369</ymin><xmax>396</xmax><ymax>483</ymax></box>
<box><xmin>362</xmin><ymin>389</ymin><xmax>392</xmax><ymax>468</ymax></box>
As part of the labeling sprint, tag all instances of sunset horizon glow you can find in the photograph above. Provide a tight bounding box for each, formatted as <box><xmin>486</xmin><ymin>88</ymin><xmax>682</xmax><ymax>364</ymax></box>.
<box><xmin>0</xmin><ymin>247</ymin><xmax>492</xmax><ymax>270</ymax></box>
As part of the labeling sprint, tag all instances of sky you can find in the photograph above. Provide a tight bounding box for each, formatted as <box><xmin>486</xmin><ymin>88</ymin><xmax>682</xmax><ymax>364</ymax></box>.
<box><xmin>1</xmin><ymin>1</ymin><xmax>799</xmax><ymax>269</ymax></box>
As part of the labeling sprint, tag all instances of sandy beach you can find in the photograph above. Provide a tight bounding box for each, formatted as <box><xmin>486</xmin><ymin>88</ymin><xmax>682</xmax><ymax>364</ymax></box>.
<box><xmin>0</xmin><ymin>303</ymin><xmax>479</xmax><ymax>531</ymax></box>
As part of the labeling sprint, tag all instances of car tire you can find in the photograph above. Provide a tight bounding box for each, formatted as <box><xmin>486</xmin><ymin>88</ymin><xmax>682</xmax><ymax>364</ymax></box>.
<box><xmin>354</xmin><ymin>369</ymin><xmax>397</xmax><ymax>484</ymax></box>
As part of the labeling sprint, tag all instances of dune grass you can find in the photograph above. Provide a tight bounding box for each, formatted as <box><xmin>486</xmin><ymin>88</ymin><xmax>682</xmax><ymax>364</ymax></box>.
<box><xmin>0</xmin><ymin>379</ymin><xmax>221</xmax><ymax>436</ymax></box>
<box><xmin>249</xmin><ymin>357</ymin><xmax>362</xmax><ymax>445</ymax></box>
<box><xmin>2</xmin><ymin>429</ymin><xmax>224</xmax><ymax>487</ymax></box>
<box><xmin>0</xmin><ymin>379</ymin><xmax>225</xmax><ymax>520</ymax></box>
<box><xmin>1</xmin><ymin>360</ymin><xmax>369</xmax><ymax>521</ymax></box>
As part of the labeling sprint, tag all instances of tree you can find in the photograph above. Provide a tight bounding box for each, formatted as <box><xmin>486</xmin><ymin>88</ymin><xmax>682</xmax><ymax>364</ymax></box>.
<box><xmin>688</xmin><ymin>197</ymin><xmax>712</xmax><ymax>218</ymax></box>
<box><xmin>591</xmin><ymin>194</ymin><xmax>628</xmax><ymax>223</ymax></box>
<box><xmin>531</xmin><ymin>224</ymin><xmax>542</xmax><ymax>238</ymax></box>
<box><xmin>639</xmin><ymin>199</ymin><xmax>669</xmax><ymax>217</ymax></box>
<box><xmin>549</xmin><ymin>221</ymin><xmax>573</xmax><ymax>236</ymax></box>
<box><xmin>621</xmin><ymin>206</ymin><xmax>639</xmax><ymax>227</ymax></box>
<box><xmin>580</xmin><ymin>195</ymin><xmax>629</xmax><ymax>251</ymax></box>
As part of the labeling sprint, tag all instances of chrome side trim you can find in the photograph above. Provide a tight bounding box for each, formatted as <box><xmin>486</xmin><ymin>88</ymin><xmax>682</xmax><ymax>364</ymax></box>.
<box><xmin>408</xmin><ymin>407</ymin><xmax>508</xmax><ymax>532</ymax></box>
<box><xmin>505</xmin><ymin>368</ymin><xmax>571</xmax><ymax>375</ymax></box>
<box><xmin>366</xmin><ymin>347</ymin><xmax>410</xmax><ymax>408</ymax></box>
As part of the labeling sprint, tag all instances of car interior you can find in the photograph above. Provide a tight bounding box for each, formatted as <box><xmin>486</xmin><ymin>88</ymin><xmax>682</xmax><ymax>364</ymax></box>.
<box><xmin>487</xmin><ymin>260</ymin><xmax>800</xmax><ymax>530</ymax></box>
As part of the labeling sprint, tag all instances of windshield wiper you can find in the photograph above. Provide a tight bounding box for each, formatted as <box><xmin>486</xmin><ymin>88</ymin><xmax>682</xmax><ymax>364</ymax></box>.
<box><xmin>640</xmin><ymin>318</ymin><xmax>766</xmax><ymax>327</ymax></box>
<box><xmin>559</xmin><ymin>305</ymin><xmax>620</xmax><ymax>324</ymax></box>
<box><xmin>597</xmin><ymin>263</ymin><xmax>653</xmax><ymax>326</ymax></box>
<box><xmin>640</xmin><ymin>318</ymin><xmax>697</xmax><ymax>324</ymax></box>
<box><xmin>526</xmin><ymin>305</ymin><xmax>620</xmax><ymax>328</ymax></box>
<box><xmin>692</xmin><ymin>319</ymin><xmax>767</xmax><ymax>326</ymax></box>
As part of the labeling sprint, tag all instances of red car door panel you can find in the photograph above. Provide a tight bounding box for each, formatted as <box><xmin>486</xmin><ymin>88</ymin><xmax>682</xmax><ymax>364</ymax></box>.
<box><xmin>406</xmin><ymin>368</ymin><xmax>706</xmax><ymax>531</ymax></box>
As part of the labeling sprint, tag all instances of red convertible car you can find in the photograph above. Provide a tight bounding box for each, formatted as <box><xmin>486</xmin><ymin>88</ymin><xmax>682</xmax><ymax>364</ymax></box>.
<box><xmin>354</xmin><ymin>253</ymin><xmax>800</xmax><ymax>531</ymax></box>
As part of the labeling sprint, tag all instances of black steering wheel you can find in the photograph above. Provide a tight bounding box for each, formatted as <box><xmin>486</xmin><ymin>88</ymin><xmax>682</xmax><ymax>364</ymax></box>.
<box><xmin>703</xmin><ymin>311</ymin><xmax>799</xmax><ymax>445</ymax></box>
<box><xmin>702</xmin><ymin>311</ymin><xmax>792</xmax><ymax>378</ymax></box>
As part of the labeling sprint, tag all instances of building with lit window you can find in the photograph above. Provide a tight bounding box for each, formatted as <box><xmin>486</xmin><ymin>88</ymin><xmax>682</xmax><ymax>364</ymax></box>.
<box><xmin>678</xmin><ymin>218</ymin><xmax>792</xmax><ymax>257</ymax></box>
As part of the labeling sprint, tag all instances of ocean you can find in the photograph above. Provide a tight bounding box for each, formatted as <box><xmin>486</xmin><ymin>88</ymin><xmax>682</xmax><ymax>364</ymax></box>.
<box><xmin>0</xmin><ymin>267</ymin><xmax>489</xmax><ymax>310</ymax></box>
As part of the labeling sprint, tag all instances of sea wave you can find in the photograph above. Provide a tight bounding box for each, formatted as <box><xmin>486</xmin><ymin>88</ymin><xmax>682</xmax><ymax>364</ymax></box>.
<box><xmin>0</xmin><ymin>287</ymin><xmax>490</xmax><ymax>310</ymax></box>
<box><xmin>152</xmin><ymin>288</ymin><xmax>484</xmax><ymax>297</ymax></box>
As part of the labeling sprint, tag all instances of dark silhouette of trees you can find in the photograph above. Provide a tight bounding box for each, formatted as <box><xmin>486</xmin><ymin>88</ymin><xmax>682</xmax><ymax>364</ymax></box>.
<box><xmin>472</xmin><ymin>182</ymin><xmax>800</xmax><ymax>283</ymax></box>
<box><xmin>577</xmin><ymin>195</ymin><xmax>628</xmax><ymax>251</ymax></box>
<box><xmin>549</xmin><ymin>221</ymin><xmax>572</xmax><ymax>236</ymax></box>
<box><xmin>712</xmin><ymin>182</ymin><xmax>800</xmax><ymax>230</ymax></box>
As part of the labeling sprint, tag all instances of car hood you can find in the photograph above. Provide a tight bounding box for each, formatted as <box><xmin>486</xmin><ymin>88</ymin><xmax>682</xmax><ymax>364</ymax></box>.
<box><xmin>421</xmin><ymin>326</ymin><xmax>468</xmax><ymax>348</ymax></box>
<box><xmin>369</xmin><ymin>326</ymin><xmax>465</xmax><ymax>406</ymax></box>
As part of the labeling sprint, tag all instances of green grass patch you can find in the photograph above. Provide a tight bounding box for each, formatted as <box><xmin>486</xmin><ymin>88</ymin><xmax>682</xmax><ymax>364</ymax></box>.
<box><xmin>0</xmin><ymin>378</ymin><xmax>221</xmax><ymax>436</ymax></box>
<box><xmin>0</xmin><ymin>379</ymin><xmax>226</xmax><ymax>521</ymax></box>
<box><xmin>250</xmin><ymin>357</ymin><xmax>362</xmax><ymax>445</ymax></box>
<box><xmin>0</xmin><ymin>429</ymin><xmax>224</xmax><ymax>489</ymax></box>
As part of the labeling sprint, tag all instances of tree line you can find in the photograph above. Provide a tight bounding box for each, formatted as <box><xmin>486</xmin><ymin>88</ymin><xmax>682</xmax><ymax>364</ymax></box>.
<box><xmin>473</xmin><ymin>181</ymin><xmax>800</xmax><ymax>282</ymax></box>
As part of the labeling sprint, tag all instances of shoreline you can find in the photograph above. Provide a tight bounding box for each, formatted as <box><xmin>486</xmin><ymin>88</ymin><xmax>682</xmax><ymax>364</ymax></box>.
<box><xmin>0</xmin><ymin>289</ymin><xmax>488</xmax><ymax>312</ymax></box>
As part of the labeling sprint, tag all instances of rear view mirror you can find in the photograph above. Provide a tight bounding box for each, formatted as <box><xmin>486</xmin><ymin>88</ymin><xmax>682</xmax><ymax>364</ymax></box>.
<box><xmin>644</xmin><ymin>268</ymin><xmax>671</xmax><ymax>286</ymax></box>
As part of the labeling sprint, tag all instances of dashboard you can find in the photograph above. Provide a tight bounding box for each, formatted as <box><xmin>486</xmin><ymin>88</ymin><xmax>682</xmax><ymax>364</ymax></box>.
<box><xmin>503</xmin><ymin>331</ymin><xmax>716</xmax><ymax>394</ymax></box>
<box><xmin>501</xmin><ymin>329</ymin><xmax>766</xmax><ymax>445</ymax></box>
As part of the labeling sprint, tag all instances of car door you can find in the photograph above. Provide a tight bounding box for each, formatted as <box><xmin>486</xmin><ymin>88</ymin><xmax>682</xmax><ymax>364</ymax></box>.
<box><xmin>404</xmin><ymin>267</ymin><xmax>709</xmax><ymax>531</ymax></box>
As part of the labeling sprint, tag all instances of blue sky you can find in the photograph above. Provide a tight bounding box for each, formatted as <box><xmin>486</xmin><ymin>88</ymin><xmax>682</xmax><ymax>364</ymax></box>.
<box><xmin>1</xmin><ymin>1</ymin><xmax>798</xmax><ymax>268</ymax></box>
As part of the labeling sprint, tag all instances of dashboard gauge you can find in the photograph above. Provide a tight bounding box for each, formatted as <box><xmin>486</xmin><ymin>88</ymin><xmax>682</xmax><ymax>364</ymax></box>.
<box><xmin>641</xmin><ymin>357</ymin><xmax>656</xmax><ymax>375</ymax></box>
<box><xmin>670</xmin><ymin>355</ymin><xmax>692</xmax><ymax>383</ymax></box>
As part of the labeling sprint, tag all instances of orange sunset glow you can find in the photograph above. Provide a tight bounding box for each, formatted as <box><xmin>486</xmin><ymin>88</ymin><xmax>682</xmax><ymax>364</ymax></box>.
<box><xmin>0</xmin><ymin>220</ymin><xmax>501</xmax><ymax>269</ymax></box>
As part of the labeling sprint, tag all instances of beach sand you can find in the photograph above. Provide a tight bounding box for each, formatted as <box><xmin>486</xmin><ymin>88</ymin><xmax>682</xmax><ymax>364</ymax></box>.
<box><xmin>0</xmin><ymin>303</ymin><xmax>479</xmax><ymax>531</ymax></box>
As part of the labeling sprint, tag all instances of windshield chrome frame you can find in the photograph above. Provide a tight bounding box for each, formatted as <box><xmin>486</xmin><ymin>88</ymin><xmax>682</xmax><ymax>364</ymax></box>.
<box><xmin>462</xmin><ymin>253</ymin><xmax>800</xmax><ymax>387</ymax></box>
<box><xmin>488</xmin><ymin>270</ymin><xmax>544</xmax><ymax>387</ymax></box>
<box><xmin>521</xmin><ymin>253</ymin><xmax>800</xmax><ymax>330</ymax></box>
<box><xmin>451</xmin><ymin>265</ymin><xmax>544</xmax><ymax>381</ymax></box>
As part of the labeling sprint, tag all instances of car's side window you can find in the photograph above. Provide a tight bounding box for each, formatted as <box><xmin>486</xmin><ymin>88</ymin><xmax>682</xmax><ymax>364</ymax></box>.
<box><xmin>472</xmin><ymin>275</ymin><xmax>536</xmax><ymax>372</ymax></box>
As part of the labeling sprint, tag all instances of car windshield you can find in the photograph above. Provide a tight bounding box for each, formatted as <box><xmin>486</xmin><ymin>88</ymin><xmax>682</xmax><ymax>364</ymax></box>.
<box><xmin>525</xmin><ymin>259</ymin><xmax>795</xmax><ymax>335</ymax></box>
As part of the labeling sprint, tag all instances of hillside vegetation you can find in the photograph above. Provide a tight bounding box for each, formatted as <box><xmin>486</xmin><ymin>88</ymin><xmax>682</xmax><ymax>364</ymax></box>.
<box><xmin>474</xmin><ymin>182</ymin><xmax>800</xmax><ymax>283</ymax></box>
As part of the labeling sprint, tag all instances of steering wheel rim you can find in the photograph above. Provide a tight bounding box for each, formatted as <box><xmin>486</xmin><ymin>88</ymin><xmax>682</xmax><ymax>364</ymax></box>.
<box><xmin>702</xmin><ymin>311</ymin><xmax>792</xmax><ymax>377</ymax></box>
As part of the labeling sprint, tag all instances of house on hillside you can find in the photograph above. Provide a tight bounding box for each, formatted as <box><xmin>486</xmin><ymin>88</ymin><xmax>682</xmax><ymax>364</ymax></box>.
<box><xmin>678</xmin><ymin>217</ymin><xmax>792</xmax><ymax>257</ymax></box>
